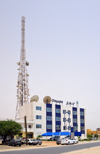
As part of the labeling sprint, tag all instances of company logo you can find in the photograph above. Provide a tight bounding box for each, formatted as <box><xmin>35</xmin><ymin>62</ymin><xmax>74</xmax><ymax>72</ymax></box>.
<box><xmin>52</xmin><ymin>99</ymin><xmax>63</xmax><ymax>103</ymax></box>
<box><xmin>66</xmin><ymin>101</ymin><xmax>75</xmax><ymax>106</ymax></box>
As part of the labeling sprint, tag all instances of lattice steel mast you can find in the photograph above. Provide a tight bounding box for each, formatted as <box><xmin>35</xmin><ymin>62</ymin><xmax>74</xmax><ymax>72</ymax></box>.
<box><xmin>15</xmin><ymin>16</ymin><xmax>30</xmax><ymax>119</ymax></box>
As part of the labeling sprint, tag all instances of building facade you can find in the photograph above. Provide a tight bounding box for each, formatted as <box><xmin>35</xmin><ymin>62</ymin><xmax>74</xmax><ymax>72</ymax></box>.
<box><xmin>19</xmin><ymin>100</ymin><xmax>86</xmax><ymax>139</ymax></box>
<box><xmin>87</xmin><ymin>129</ymin><xmax>100</xmax><ymax>138</ymax></box>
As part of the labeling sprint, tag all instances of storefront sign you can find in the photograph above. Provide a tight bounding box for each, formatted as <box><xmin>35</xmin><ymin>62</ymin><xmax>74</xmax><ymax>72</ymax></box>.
<box><xmin>52</xmin><ymin>99</ymin><xmax>63</xmax><ymax>103</ymax></box>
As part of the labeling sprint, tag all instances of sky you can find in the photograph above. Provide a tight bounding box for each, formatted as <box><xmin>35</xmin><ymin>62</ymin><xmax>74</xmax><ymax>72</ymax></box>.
<box><xmin>0</xmin><ymin>0</ymin><xmax>100</xmax><ymax>130</ymax></box>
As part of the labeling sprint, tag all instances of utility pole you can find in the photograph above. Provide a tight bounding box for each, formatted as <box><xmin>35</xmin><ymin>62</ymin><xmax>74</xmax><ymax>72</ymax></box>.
<box><xmin>24</xmin><ymin>116</ymin><xmax>28</xmax><ymax>145</ymax></box>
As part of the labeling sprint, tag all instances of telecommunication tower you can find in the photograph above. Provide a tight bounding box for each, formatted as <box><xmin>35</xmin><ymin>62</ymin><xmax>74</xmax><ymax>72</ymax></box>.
<box><xmin>15</xmin><ymin>16</ymin><xmax>30</xmax><ymax>119</ymax></box>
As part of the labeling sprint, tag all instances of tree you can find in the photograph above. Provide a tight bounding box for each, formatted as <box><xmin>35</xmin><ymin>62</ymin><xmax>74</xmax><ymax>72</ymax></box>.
<box><xmin>0</xmin><ymin>120</ymin><xmax>22</xmax><ymax>142</ymax></box>
<box><xmin>87</xmin><ymin>134</ymin><xmax>93</xmax><ymax>139</ymax></box>
<box><xmin>94</xmin><ymin>134</ymin><xmax>98</xmax><ymax>138</ymax></box>
<box><xmin>36</xmin><ymin>135</ymin><xmax>42</xmax><ymax>139</ymax></box>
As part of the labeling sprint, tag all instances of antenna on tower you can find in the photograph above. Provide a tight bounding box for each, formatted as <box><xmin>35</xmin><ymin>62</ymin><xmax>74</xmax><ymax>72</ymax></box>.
<box><xmin>15</xmin><ymin>16</ymin><xmax>30</xmax><ymax>120</ymax></box>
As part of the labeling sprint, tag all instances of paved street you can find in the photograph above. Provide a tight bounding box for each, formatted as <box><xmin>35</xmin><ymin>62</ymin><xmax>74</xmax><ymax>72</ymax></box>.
<box><xmin>0</xmin><ymin>142</ymin><xmax>100</xmax><ymax>154</ymax></box>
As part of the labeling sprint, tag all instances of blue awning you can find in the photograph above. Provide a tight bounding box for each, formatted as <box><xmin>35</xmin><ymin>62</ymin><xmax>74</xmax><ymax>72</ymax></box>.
<box><xmin>41</xmin><ymin>131</ymin><xmax>81</xmax><ymax>136</ymax></box>
<box><xmin>74</xmin><ymin>132</ymin><xmax>81</xmax><ymax>136</ymax></box>
<box><xmin>41</xmin><ymin>132</ymin><xmax>71</xmax><ymax>136</ymax></box>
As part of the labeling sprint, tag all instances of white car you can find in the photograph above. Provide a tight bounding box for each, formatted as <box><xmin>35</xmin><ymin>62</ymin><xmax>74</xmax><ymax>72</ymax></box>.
<box><xmin>28</xmin><ymin>139</ymin><xmax>38</xmax><ymax>145</ymax></box>
<box><xmin>56</xmin><ymin>138</ymin><xmax>74</xmax><ymax>145</ymax></box>
<box><xmin>22</xmin><ymin>139</ymin><xmax>38</xmax><ymax>145</ymax></box>
<box><xmin>71</xmin><ymin>138</ymin><xmax>78</xmax><ymax>144</ymax></box>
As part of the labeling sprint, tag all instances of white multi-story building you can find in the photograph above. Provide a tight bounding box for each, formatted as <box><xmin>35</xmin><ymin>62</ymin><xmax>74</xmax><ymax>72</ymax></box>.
<box><xmin>18</xmin><ymin>98</ymin><xmax>86</xmax><ymax>139</ymax></box>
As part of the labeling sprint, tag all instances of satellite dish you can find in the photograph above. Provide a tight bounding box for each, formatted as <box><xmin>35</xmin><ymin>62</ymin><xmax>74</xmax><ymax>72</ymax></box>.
<box><xmin>26</xmin><ymin>61</ymin><xmax>29</xmax><ymax>66</ymax></box>
<box><xmin>17</xmin><ymin>62</ymin><xmax>20</xmax><ymax>65</ymax></box>
<box><xmin>30</xmin><ymin>95</ymin><xmax>39</xmax><ymax>102</ymax></box>
<box><xmin>43</xmin><ymin>96</ymin><xmax>51</xmax><ymax>104</ymax></box>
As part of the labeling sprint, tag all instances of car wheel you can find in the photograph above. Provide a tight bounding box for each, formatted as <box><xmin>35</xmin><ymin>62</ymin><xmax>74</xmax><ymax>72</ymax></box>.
<box><xmin>29</xmin><ymin>143</ymin><xmax>31</xmax><ymax>145</ymax></box>
<box><xmin>19</xmin><ymin>145</ymin><xmax>21</xmax><ymax>146</ymax></box>
<box><xmin>57</xmin><ymin>143</ymin><xmax>59</xmax><ymax>145</ymax></box>
<box><xmin>39</xmin><ymin>144</ymin><xmax>41</xmax><ymax>145</ymax></box>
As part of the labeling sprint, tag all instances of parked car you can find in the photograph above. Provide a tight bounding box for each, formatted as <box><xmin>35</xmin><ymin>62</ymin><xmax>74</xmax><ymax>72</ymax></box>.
<box><xmin>56</xmin><ymin>137</ymin><xmax>74</xmax><ymax>145</ymax></box>
<box><xmin>8</xmin><ymin>139</ymin><xmax>21</xmax><ymax>146</ymax></box>
<box><xmin>71</xmin><ymin>138</ymin><xmax>78</xmax><ymax>144</ymax></box>
<box><xmin>28</xmin><ymin>139</ymin><xmax>38</xmax><ymax>145</ymax></box>
<box><xmin>91</xmin><ymin>137</ymin><xmax>97</xmax><ymax>140</ymax></box>
<box><xmin>50</xmin><ymin>136</ymin><xmax>60</xmax><ymax>141</ymax></box>
<box><xmin>36</xmin><ymin>139</ymin><xmax>42</xmax><ymax>145</ymax></box>
<box><xmin>21</xmin><ymin>139</ymin><xmax>29</xmax><ymax>144</ymax></box>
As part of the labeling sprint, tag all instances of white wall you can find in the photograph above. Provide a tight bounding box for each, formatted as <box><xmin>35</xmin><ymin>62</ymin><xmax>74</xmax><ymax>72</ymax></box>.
<box><xmin>19</xmin><ymin>102</ymin><xmax>86</xmax><ymax>138</ymax></box>
<box><xmin>19</xmin><ymin>102</ymin><xmax>33</xmax><ymax>121</ymax></box>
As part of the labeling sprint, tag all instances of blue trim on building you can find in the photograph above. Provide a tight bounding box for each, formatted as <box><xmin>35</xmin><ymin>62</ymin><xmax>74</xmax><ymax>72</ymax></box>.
<box><xmin>81</xmin><ymin>130</ymin><xmax>85</xmax><ymax>134</ymax></box>
<box><xmin>55</xmin><ymin>104</ymin><xmax>61</xmax><ymax>109</ymax></box>
<box><xmin>73</xmin><ymin>123</ymin><xmax>77</xmax><ymax>126</ymax></box>
<box><xmin>56</xmin><ymin>121</ymin><xmax>61</xmax><ymax>125</ymax></box>
<box><xmin>47</xmin><ymin>104</ymin><xmax>52</xmax><ymax>108</ymax></box>
<box><xmin>47</xmin><ymin>121</ymin><xmax>52</xmax><ymax>125</ymax></box>
<box><xmin>81</xmin><ymin>123</ymin><xmax>85</xmax><ymax>127</ymax></box>
<box><xmin>55</xmin><ymin>104</ymin><xmax>61</xmax><ymax>132</ymax></box>
<box><xmin>46</xmin><ymin>104</ymin><xmax>52</xmax><ymax>132</ymax></box>
<box><xmin>73</xmin><ymin>107</ymin><xmax>77</xmax><ymax>111</ymax></box>
<box><xmin>80</xmin><ymin>108</ymin><xmax>84</xmax><ymax>112</ymax></box>
<box><xmin>73</xmin><ymin>115</ymin><xmax>77</xmax><ymax>119</ymax></box>
<box><xmin>56</xmin><ymin>129</ymin><xmax>61</xmax><ymax>132</ymax></box>
<box><xmin>47</xmin><ymin>129</ymin><xmax>52</xmax><ymax>132</ymax></box>
<box><xmin>47</xmin><ymin>112</ymin><xmax>52</xmax><ymax>116</ymax></box>
<box><xmin>80</xmin><ymin>116</ymin><xmax>84</xmax><ymax>119</ymax></box>
<box><xmin>56</xmin><ymin>113</ymin><xmax>61</xmax><ymax>117</ymax></box>
<box><xmin>80</xmin><ymin>108</ymin><xmax>85</xmax><ymax>134</ymax></box>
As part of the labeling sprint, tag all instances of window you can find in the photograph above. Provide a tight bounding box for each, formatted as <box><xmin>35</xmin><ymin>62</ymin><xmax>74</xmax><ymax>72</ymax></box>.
<box><xmin>63</xmin><ymin>110</ymin><xmax>66</xmax><ymax>114</ymax></box>
<box><xmin>46</xmin><ymin>108</ymin><xmax>52</xmax><ymax>112</ymax></box>
<box><xmin>56</xmin><ymin>117</ymin><xmax>61</xmax><ymax>121</ymax></box>
<box><xmin>68</xmin><ymin>110</ymin><xmax>71</xmax><ymax>115</ymax></box>
<box><xmin>63</xmin><ymin>126</ymin><xmax>66</xmax><ymax>130</ymax></box>
<box><xmin>73</xmin><ymin>126</ymin><xmax>77</xmax><ymax>131</ymax></box>
<box><xmin>36</xmin><ymin>106</ymin><xmax>41</xmax><ymax>111</ymax></box>
<box><xmin>28</xmin><ymin>125</ymin><xmax>32</xmax><ymax>128</ymax></box>
<box><xmin>36</xmin><ymin>124</ymin><xmax>42</xmax><ymax>128</ymax></box>
<box><xmin>56</xmin><ymin>125</ymin><xmax>61</xmax><ymax>129</ymax></box>
<box><xmin>81</xmin><ymin>127</ymin><xmax>84</xmax><ymax>130</ymax></box>
<box><xmin>81</xmin><ymin>119</ymin><xmax>84</xmax><ymax>123</ymax></box>
<box><xmin>55</xmin><ymin>109</ymin><xmax>60</xmax><ymax>113</ymax></box>
<box><xmin>68</xmin><ymin>126</ymin><xmax>71</xmax><ymax>130</ymax></box>
<box><xmin>80</xmin><ymin>112</ymin><xmax>84</xmax><ymax>116</ymax></box>
<box><xmin>68</xmin><ymin>118</ymin><xmax>71</xmax><ymax>123</ymax></box>
<box><xmin>47</xmin><ymin>125</ymin><xmax>52</xmax><ymax>129</ymax></box>
<box><xmin>63</xmin><ymin>118</ymin><xmax>66</xmax><ymax>122</ymax></box>
<box><xmin>36</xmin><ymin>115</ymin><xmax>41</xmax><ymax>119</ymax></box>
<box><xmin>27</xmin><ymin>134</ymin><xmax>33</xmax><ymax>138</ymax></box>
<box><xmin>73</xmin><ymin>119</ymin><xmax>77</xmax><ymax>123</ymax></box>
<box><xmin>73</xmin><ymin>111</ymin><xmax>77</xmax><ymax>115</ymax></box>
<box><xmin>47</xmin><ymin>116</ymin><xmax>52</xmax><ymax>121</ymax></box>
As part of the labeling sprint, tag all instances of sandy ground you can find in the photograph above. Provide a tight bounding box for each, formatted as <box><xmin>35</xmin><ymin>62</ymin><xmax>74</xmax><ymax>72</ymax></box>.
<box><xmin>62</xmin><ymin>146</ymin><xmax>100</xmax><ymax>154</ymax></box>
<box><xmin>0</xmin><ymin>141</ymin><xmax>100</xmax><ymax>153</ymax></box>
